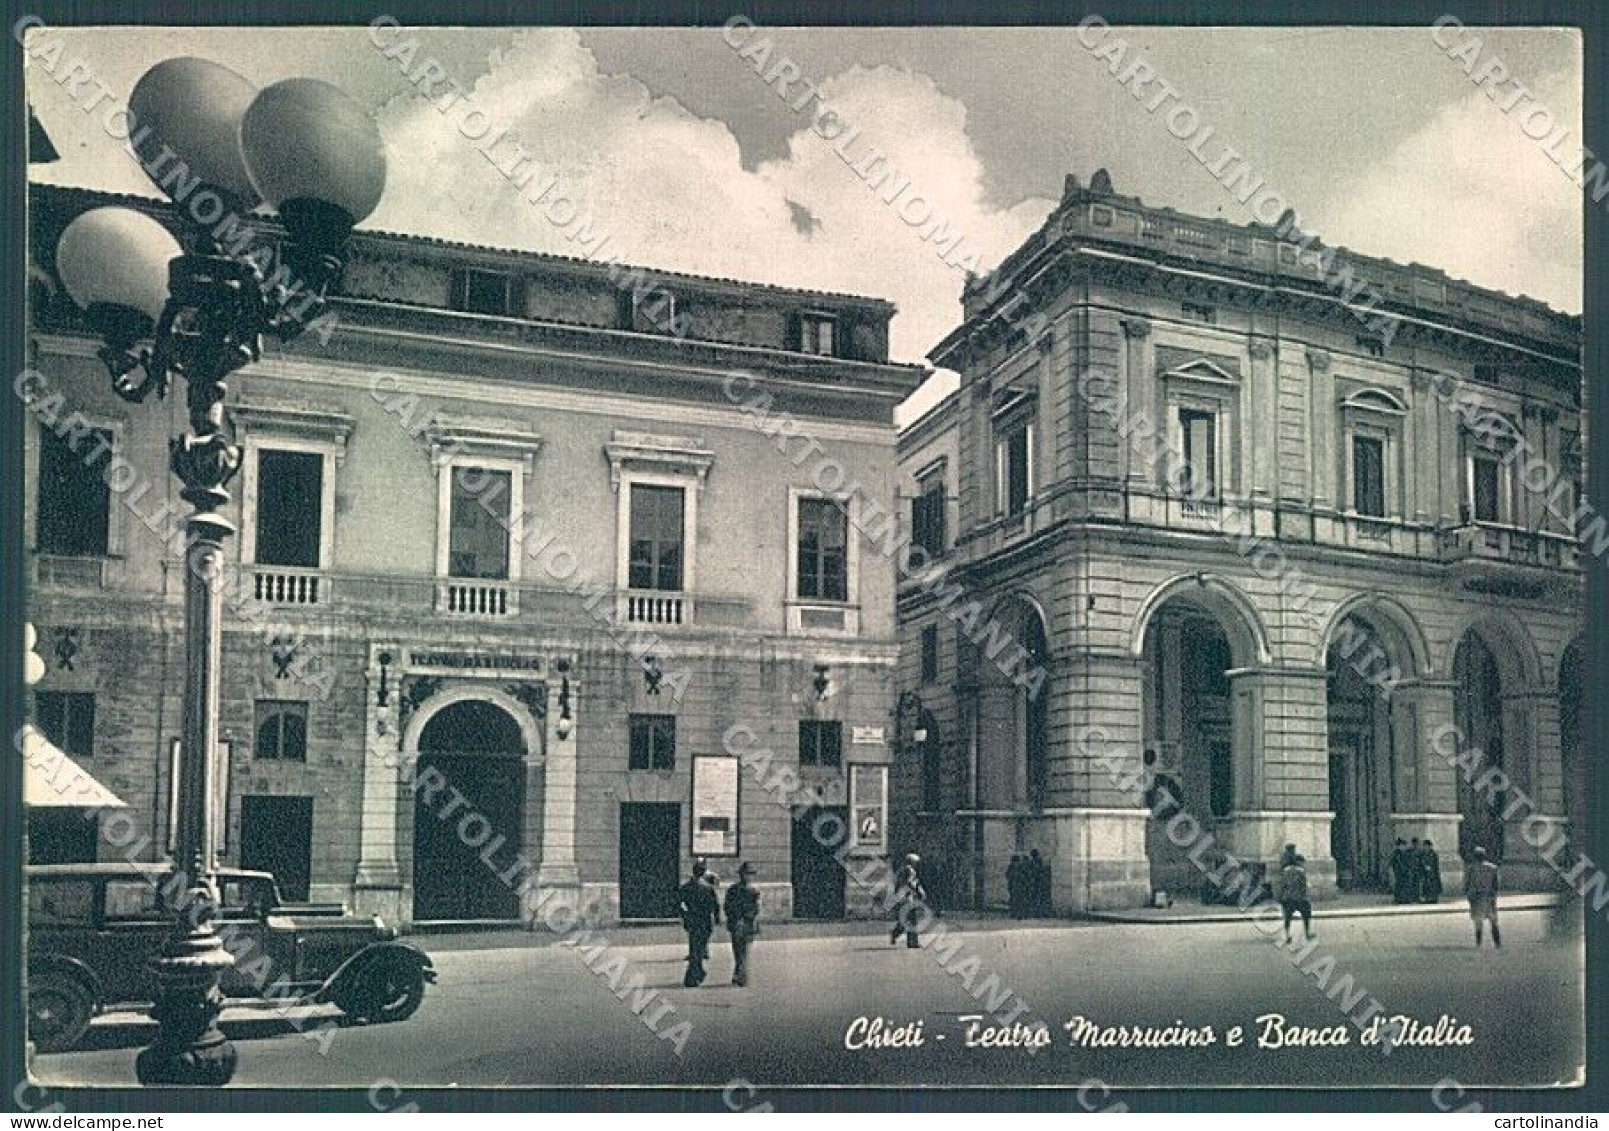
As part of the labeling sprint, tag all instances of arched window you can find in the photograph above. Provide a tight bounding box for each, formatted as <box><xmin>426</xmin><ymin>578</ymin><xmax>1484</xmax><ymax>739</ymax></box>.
<box><xmin>254</xmin><ymin>700</ymin><xmax>307</xmax><ymax>762</ymax></box>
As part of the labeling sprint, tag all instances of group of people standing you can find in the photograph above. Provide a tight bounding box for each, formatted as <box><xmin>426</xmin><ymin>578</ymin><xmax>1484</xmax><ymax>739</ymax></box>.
<box><xmin>1006</xmin><ymin>850</ymin><xmax>1052</xmax><ymax>918</ymax></box>
<box><xmin>1388</xmin><ymin>837</ymin><xmax>1444</xmax><ymax>904</ymax></box>
<box><xmin>677</xmin><ymin>859</ymin><xmax>761</xmax><ymax>988</ymax></box>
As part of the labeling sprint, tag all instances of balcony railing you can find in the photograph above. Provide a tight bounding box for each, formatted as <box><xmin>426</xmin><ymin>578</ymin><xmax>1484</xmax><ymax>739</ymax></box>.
<box><xmin>1439</xmin><ymin>523</ymin><xmax>1580</xmax><ymax>570</ymax></box>
<box><xmin>438</xmin><ymin>579</ymin><xmax>516</xmax><ymax>617</ymax></box>
<box><xmin>621</xmin><ymin>590</ymin><xmax>690</xmax><ymax>625</ymax></box>
<box><xmin>253</xmin><ymin>567</ymin><xmax>324</xmax><ymax>605</ymax></box>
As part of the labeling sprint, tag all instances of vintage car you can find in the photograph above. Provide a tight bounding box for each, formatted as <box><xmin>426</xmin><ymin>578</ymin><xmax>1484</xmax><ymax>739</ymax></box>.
<box><xmin>27</xmin><ymin>862</ymin><xmax>434</xmax><ymax>1052</ymax></box>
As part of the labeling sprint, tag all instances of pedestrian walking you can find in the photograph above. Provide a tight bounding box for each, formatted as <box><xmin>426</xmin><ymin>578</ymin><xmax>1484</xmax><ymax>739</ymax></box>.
<box><xmin>1028</xmin><ymin>849</ymin><xmax>1051</xmax><ymax>915</ymax></box>
<box><xmin>1388</xmin><ymin>838</ymin><xmax>1413</xmax><ymax>903</ymax></box>
<box><xmin>1465</xmin><ymin>846</ymin><xmax>1501</xmax><ymax>948</ymax></box>
<box><xmin>889</xmin><ymin>853</ymin><xmax>928</xmax><ymax>948</ymax></box>
<box><xmin>723</xmin><ymin>862</ymin><xmax>761</xmax><ymax>986</ymax></box>
<box><xmin>1420</xmin><ymin>840</ymin><xmax>1443</xmax><ymax>904</ymax></box>
<box><xmin>677</xmin><ymin>859</ymin><xmax>720</xmax><ymax>987</ymax></box>
<box><xmin>1007</xmin><ymin>854</ymin><xmax>1025</xmax><ymax>919</ymax></box>
<box><xmin>1277</xmin><ymin>851</ymin><xmax>1314</xmax><ymax>944</ymax></box>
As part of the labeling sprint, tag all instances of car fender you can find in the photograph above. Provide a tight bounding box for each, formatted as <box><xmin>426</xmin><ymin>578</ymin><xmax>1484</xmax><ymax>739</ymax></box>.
<box><xmin>315</xmin><ymin>942</ymin><xmax>434</xmax><ymax>1004</ymax></box>
<box><xmin>27</xmin><ymin>953</ymin><xmax>102</xmax><ymax>1012</ymax></box>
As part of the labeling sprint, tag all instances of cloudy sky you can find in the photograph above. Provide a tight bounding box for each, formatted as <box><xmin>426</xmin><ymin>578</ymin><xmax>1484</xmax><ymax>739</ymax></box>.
<box><xmin>27</xmin><ymin>25</ymin><xmax>1583</xmax><ymax>420</ymax></box>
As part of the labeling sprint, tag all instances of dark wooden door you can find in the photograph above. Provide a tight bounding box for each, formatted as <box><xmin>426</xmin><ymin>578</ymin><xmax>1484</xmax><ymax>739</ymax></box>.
<box><xmin>412</xmin><ymin>755</ymin><xmax>523</xmax><ymax>921</ymax></box>
<box><xmin>618</xmin><ymin>803</ymin><xmax>680</xmax><ymax>919</ymax></box>
<box><xmin>792</xmin><ymin>806</ymin><xmax>847</xmax><ymax>919</ymax></box>
<box><xmin>239</xmin><ymin>795</ymin><xmax>314</xmax><ymax>901</ymax></box>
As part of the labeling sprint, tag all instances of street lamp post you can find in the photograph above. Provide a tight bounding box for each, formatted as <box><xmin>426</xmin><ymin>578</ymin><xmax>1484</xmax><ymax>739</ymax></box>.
<box><xmin>52</xmin><ymin>57</ymin><xmax>385</xmax><ymax>1085</ymax></box>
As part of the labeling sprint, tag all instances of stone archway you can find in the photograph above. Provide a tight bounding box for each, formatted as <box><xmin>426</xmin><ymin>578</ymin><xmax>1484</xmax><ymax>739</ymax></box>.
<box><xmin>407</xmin><ymin>695</ymin><xmax>535</xmax><ymax>922</ymax></box>
<box><xmin>1323</xmin><ymin>609</ymin><xmax>1419</xmax><ymax>890</ymax></box>
<box><xmin>1134</xmin><ymin>575</ymin><xmax>1267</xmax><ymax>898</ymax></box>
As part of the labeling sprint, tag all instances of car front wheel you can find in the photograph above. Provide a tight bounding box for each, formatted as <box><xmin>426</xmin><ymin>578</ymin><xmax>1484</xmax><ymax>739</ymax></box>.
<box><xmin>29</xmin><ymin>971</ymin><xmax>95</xmax><ymax>1053</ymax></box>
<box><xmin>349</xmin><ymin>961</ymin><xmax>425</xmax><ymax>1025</ymax></box>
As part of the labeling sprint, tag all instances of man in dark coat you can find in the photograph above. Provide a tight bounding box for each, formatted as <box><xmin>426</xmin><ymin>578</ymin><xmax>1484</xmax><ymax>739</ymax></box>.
<box><xmin>723</xmin><ymin>861</ymin><xmax>761</xmax><ymax>986</ymax></box>
<box><xmin>1007</xmin><ymin>854</ymin><xmax>1025</xmax><ymax>918</ymax></box>
<box><xmin>1388</xmin><ymin>838</ymin><xmax>1412</xmax><ymax>903</ymax></box>
<box><xmin>1464</xmin><ymin>846</ymin><xmax>1501</xmax><ymax>947</ymax></box>
<box><xmin>1028</xmin><ymin>849</ymin><xmax>1051</xmax><ymax>916</ymax></box>
<box><xmin>1420</xmin><ymin>841</ymin><xmax>1443</xmax><ymax>903</ymax></box>
<box><xmin>678</xmin><ymin>859</ymin><xmax>720</xmax><ymax>987</ymax></box>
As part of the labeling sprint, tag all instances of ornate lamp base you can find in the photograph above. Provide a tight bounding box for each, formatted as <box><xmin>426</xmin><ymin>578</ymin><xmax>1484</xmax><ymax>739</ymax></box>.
<box><xmin>134</xmin><ymin>914</ymin><xmax>238</xmax><ymax>1086</ymax></box>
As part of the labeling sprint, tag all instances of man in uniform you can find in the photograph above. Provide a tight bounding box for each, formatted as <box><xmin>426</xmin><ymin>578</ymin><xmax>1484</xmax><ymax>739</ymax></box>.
<box><xmin>1421</xmin><ymin>840</ymin><xmax>1443</xmax><ymax>903</ymax></box>
<box><xmin>1007</xmin><ymin>854</ymin><xmax>1025</xmax><ymax>918</ymax></box>
<box><xmin>1388</xmin><ymin>838</ymin><xmax>1412</xmax><ymax>903</ymax></box>
<box><xmin>723</xmin><ymin>862</ymin><xmax>761</xmax><ymax>986</ymax></box>
<box><xmin>1028</xmin><ymin>849</ymin><xmax>1051</xmax><ymax>916</ymax></box>
<box><xmin>678</xmin><ymin>859</ymin><xmax>720</xmax><ymax>987</ymax></box>
<box><xmin>1465</xmin><ymin>846</ymin><xmax>1501</xmax><ymax>947</ymax></box>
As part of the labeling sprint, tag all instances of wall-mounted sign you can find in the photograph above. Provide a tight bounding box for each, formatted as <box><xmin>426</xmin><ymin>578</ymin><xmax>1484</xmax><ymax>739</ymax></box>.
<box><xmin>407</xmin><ymin>650</ymin><xmax>546</xmax><ymax>673</ymax></box>
<box><xmin>849</xmin><ymin>763</ymin><xmax>887</xmax><ymax>851</ymax></box>
<box><xmin>851</xmin><ymin>725</ymin><xmax>885</xmax><ymax>746</ymax></box>
<box><xmin>692</xmin><ymin>755</ymin><xmax>740</xmax><ymax>857</ymax></box>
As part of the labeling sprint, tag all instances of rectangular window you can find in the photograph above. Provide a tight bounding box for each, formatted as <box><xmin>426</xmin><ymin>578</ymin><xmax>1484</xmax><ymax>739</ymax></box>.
<box><xmin>449</xmin><ymin>468</ymin><xmax>512</xmax><ymax>579</ymax></box>
<box><xmin>800</xmin><ymin>313</ymin><xmax>837</xmax><ymax>356</ymax></box>
<box><xmin>628</xmin><ymin>484</ymin><xmax>685</xmax><ymax>591</ymax></box>
<box><xmin>1179</xmin><ymin>409</ymin><xmax>1218</xmax><ymax>500</ymax></box>
<box><xmin>28</xmin><ymin>881</ymin><xmax>94</xmax><ymax>927</ymax></box>
<box><xmin>798</xmin><ymin>720</ymin><xmax>843</xmax><ymax>768</ymax></box>
<box><xmin>34</xmin><ymin>691</ymin><xmax>94</xmax><ymax>759</ymax></box>
<box><xmin>254</xmin><ymin>700</ymin><xmax>308</xmax><ymax>762</ymax></box>
<box><xmin>628</xmin><ymin>714</ymin><xmax>676</xmax><ymax>770</ymax></box>
<box><xmin>995</xmin><ymin>421</ymin><xmax>1032</xmax><ymax>516</ymax></box>
<box><xmin>104</xmin><ymin>880</ymin><xmax>165</xmax><ymax>922</ymax></box>
<box><xmin>797</xmin><ymin>497</ymin><xmax>848</xmax><ymax>601</ymax></box>
<box><xmin>921</xmin><ymin>624</ymin><xmax>939</xmax><ymax>684</ymax></box>
<box><xmin>910</xmin><ymin>473</ymin><xmax>947</xmax><ymax>559</ymax></box>
<box><xmin>452</xmin><ymin>268</ymin><xmax>517</xmax><ymax>316</ymax></box>
<box><xmin>36</xmin><ymin>424</ymin><xmax>111</xmax><ymax>556</ymax></box>
<box><xmin>255</xmin><ymin>449</ymin><xmax>324</xmax><ymax>567</ymax></box>
<box><xmin>1352</xmin><ymin>435</ymin><xmax>1386</xmax><ymax>518</ymax></box>
<box><xmin>1472</xmin><ymin>455</ymin><xmax>1502</xmax><ymax>523</ymax></box>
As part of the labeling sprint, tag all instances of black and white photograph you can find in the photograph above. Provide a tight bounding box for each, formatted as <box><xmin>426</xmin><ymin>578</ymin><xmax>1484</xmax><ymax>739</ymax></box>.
<box><xmin>6</xmin><ymin>4</ymin><xmax>1605</xmax><ymax>1115</ymax></box>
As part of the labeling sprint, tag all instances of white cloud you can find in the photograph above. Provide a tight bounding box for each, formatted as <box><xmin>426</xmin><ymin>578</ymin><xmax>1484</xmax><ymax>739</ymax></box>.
<box><xmin>369</xmin><ymin>29</ymin><xmax>1054</xmax><ymax>370</ymax></box>
<box><xmin>1315</xmin><ymin>69</ymin><xmax>1583</xmax><ymax>314</ymax></box>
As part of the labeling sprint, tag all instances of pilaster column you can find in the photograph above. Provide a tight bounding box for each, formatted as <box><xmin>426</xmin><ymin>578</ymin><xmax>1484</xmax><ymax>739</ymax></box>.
<box><xmin>1221</xmin><ymin>665</ymin><xmax>1335</xmax><ymax>892</ymax></box>
<box><xmin>1247</xmin><ymin>337</ymin><xmax>1277</xmax><ymax>502</ymax></box>
<box><xmin>353</xmin><ymin>644</ymin><xmax>403</xmax><ymax>917</ymax></box>
<box><xmin>535</xmin><ymin>663</ymin><xmax>581</xmax><ymax>920</ymax></box>
<box><xmin>1306</xmin><ymin>348</ymin><xmax>1335</xmax><ymax>512</ymax></box>
<box><xmin>1120</xmin><ymin>317</ymin><xmax>1153</xmax><ymax>491</ymax></box>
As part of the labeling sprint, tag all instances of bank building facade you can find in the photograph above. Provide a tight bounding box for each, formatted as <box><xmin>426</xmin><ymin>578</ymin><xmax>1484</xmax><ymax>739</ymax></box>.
<box><xmin>25</xmin><ymin>184</ymin><xmax>922</xmax><ymax>927</ymax></box>
<box><xmin>893</xmin><ymin>171</ymin><xmax>1585</xmax><ymax>912</ymax></box>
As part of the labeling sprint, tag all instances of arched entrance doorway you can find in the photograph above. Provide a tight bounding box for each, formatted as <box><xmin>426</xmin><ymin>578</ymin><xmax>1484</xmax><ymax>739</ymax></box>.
<box><xmin>1452</xmin><ymin>633</ymin><xmax>1507</xmax><ymax>862</ymax></box>
<box><xmin>1324</xmin><ymin>616</ymin><xmax>1404</xmax><ymax>890</ymax></box>
<box><xmin>1142</xmin><ymin>609</ymin><xmax>1236</xmax><ymax>895</ymax></box>
<box><xmin>1559</xmin><ymin>639</ymin><xmax>1584</xmax><ymax>852</ymax></box>
<box><xmin>412</xmin><ymin>699</ymin><xmax>527</xmax><ymax>921</ymax></box>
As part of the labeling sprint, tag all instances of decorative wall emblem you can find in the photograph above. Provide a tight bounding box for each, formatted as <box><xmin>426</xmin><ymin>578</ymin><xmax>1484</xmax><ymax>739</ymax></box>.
<box><xmin>505</xmin><ymin>681</ymin><xmax>548</xmax><ymax>722</ymax></box>
<box><xmin>270</xmin><ymin>634</ymin><xmax>300</xmax><ymax>679</ymax></box>
<box><xmin>642</xmin><ymin>655</ymin><xmax>664</xmax><ymax>696</ymax></box>
<box><xmin>398</xmin><ymin>675</ymin><xmax>444</xmax><ymax>735</ymax></box>
<box><xmin>52</xmin><ymin>627</ymin><xmax>80</xmax><ymax>672</ymax></box>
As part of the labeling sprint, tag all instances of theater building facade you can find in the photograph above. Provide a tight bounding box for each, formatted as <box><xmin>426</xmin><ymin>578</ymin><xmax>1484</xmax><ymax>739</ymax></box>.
<box><xmin>25</xmin><ymin>184</ymin><xmax>922</xmax><ymax>927</ymax></box>
<box><xmin>893</xmin><ymin>172</ymin><xmax>1585</xmax><ymax>911</ymax></box>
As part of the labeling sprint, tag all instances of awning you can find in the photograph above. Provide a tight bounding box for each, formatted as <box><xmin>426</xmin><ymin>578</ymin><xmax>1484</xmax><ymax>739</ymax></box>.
<box><xmin>21</xmin><ymin>725</ymin><xmax>127</xmax><ymax>809</ymax></box>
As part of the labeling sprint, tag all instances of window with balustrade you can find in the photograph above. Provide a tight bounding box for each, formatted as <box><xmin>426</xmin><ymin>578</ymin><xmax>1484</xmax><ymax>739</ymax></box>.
<box><xmin>255</xmin><ymin>450</ymin><xmax>323</xmax><ymax>568</ymax></box>
<box><xmin>629</xmin><ymin>484</ymin><xmax>685</xmax><ymax>592</ymax></box>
